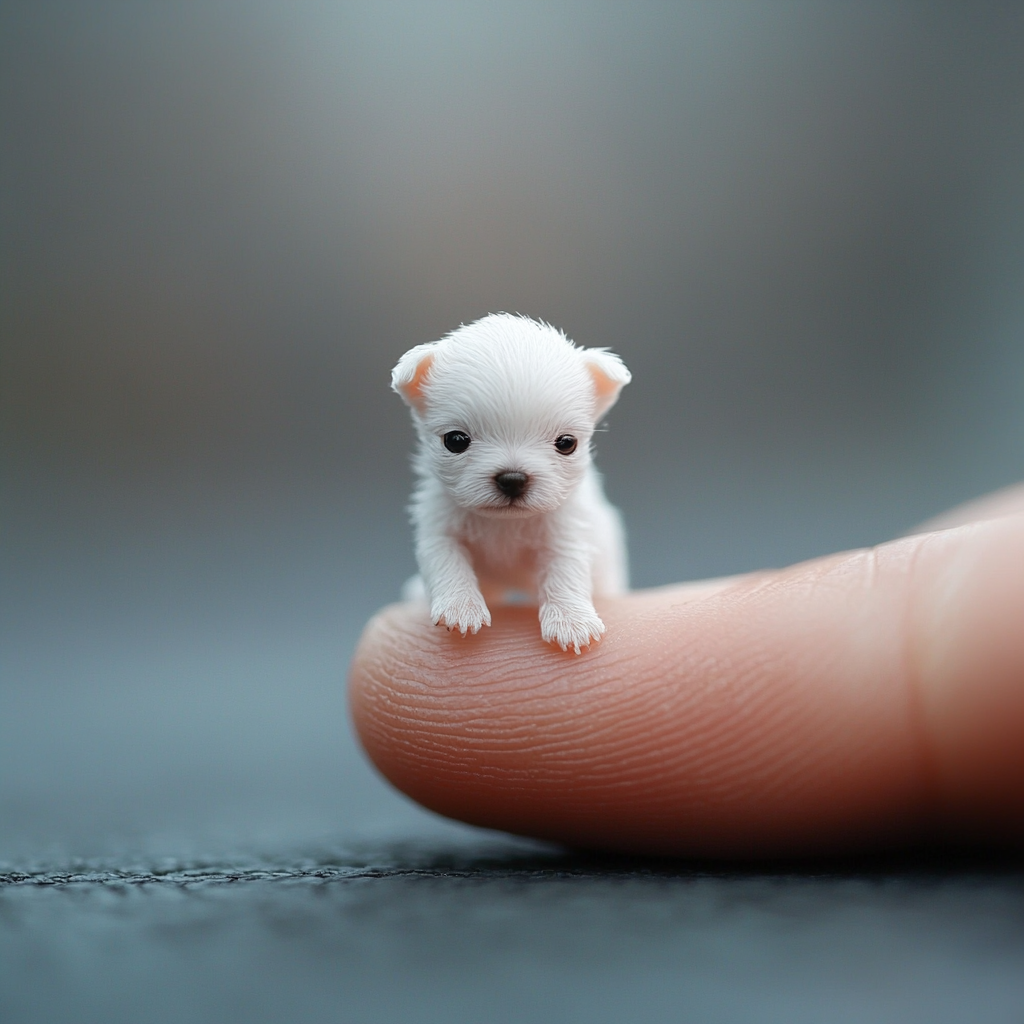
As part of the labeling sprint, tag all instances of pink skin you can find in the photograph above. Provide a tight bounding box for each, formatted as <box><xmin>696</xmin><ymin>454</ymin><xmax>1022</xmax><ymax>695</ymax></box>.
<box><xmin>350</xmin><ymin>486</ymin><xmax>1024</xmax><ymax>858</ymax></box>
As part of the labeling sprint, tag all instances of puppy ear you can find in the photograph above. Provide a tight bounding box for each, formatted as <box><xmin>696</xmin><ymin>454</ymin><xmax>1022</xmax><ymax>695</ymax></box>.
<box><xmin>581</xmin><ymin>348</ymin><xmax>631</xmax><ymax>419</ymax></box>
<box><xmin>391</xmin><ymin>343</ymin><xmax>437</xmax><ymax>413</ymax></box>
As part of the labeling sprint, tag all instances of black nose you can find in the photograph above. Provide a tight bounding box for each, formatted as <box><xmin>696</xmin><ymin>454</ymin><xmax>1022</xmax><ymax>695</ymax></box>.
<box><xmin>494</xmin><ymin>470</ymin><xmax>529</xmax><ymax>499</ymax></box>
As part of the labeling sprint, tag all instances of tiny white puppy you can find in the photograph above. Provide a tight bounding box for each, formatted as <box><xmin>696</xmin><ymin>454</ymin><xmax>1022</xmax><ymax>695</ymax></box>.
<box><xmin>391</xmin><ymin>313</ymin><xmax>630</xmax><ymax>653</ymax></box>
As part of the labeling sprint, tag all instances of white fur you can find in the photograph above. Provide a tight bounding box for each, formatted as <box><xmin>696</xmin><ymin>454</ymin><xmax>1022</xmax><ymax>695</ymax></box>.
<box><xmin>392</xmin><ymin>313</ymin><xmax>630</xmax><ymax>654</ymax></box>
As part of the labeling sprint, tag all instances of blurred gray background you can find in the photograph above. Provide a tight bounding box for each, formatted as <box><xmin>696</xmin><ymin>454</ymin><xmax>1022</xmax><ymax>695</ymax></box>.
<box><xmin>3</xmin><ymin>3</ymin><xmax>1024</xmax><ymax>1022</ymax></box>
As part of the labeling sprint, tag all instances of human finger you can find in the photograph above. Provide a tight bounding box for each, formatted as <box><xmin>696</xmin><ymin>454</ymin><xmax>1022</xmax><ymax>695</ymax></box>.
<box><xmin>910</xmin><ymin>482</ymin><xmax>1024</xmax><ymax>533</ymax></box>
<box><xmin>349</xmin><ymin>516</ymin><xmax>1024</xmax><ymax>857</ymax></box>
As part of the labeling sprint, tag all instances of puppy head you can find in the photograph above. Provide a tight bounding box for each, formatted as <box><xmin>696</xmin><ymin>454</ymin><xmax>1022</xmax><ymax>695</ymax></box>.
<box><xmin>392</xmin><ymin>314</ymin><xmax>630</xmax><ymax>516</ymax></box>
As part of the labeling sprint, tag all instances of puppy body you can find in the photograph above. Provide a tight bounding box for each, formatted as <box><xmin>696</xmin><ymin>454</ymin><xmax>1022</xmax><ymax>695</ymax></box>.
<box><xmin>392</xmin><ymin>314</ymin><xmax>630</xmax><ymax>653</ymax></box>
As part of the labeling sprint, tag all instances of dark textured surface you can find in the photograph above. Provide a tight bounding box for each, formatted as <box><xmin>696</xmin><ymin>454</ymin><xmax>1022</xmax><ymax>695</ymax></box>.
<box><xmin>5</xmin><ymin>845</ymin><xmax>1024</xmax><ymax>1024</ymax></box>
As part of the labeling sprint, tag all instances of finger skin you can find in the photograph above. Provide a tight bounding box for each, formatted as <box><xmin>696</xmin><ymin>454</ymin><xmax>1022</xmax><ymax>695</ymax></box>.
<box><xmin>349</xmin><ymin>516</ymin><xmax>1024</xmax><ymax>857</ymax></box>
<box><xmin>910</xmin><ymin>483</ymin><xmax>1024</xmax><ymax>533</ymax></box>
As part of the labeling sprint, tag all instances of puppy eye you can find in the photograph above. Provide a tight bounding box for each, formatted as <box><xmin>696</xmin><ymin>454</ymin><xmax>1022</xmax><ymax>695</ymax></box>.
<box><xmin>443</xmin><ymin>430</ymin><xmax>472</xmax><ymax>454</ymax></box>
<box><xmin>554</xmin><ymin>434</ymin><xmax>578</xmax><ymax>455</ymax></box>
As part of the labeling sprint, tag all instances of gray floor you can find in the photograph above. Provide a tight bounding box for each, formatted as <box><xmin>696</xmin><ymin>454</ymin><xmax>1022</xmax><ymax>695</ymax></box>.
<box><xmin>6</xmin><ymin>850</ymin><xmax>1024</xmax><ymax>1024</ymax></box>
<box><xmin>3</xmin><ymin>472</ymin><xmax>1024</xmax><ymax>1024</ymax></box>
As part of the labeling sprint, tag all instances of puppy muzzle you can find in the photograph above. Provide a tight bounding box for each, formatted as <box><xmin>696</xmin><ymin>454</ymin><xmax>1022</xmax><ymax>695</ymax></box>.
<box><xmin>493</xmin><ymin>470</ymin><xmax>529</xmax><ymax>500</ymax></box>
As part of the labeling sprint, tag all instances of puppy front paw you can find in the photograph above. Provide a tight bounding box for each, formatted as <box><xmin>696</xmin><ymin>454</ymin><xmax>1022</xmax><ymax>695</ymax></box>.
<box><xmin>539</xmin><ymin>603</ymin><xmax>605</xmax><ymax>654</ymax></box>
<box><xmin>431</xmin><ymin>590</ymin><xmax>492</xmax><ymax>636</ymax></box>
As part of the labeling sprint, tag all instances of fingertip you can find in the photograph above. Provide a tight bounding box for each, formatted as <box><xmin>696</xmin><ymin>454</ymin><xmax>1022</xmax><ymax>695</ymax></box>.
<box><xmin>349</xmin><ymin>532</ymin><xmax>1024</xmax><ymax>858</ymax></box>
<box><xmin>348</xmin><ymin>597</ymin><xmax>653</xmax><ymax>844</ymax></box>
<box><xmin>349</xmin><ymin>577</ymin><xmax>923</xmax><ymax>856</ymax></box>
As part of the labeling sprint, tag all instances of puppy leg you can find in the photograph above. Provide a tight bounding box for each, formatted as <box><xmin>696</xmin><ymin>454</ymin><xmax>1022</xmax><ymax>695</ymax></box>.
<box><xmin>416</xmin><ymin>529</ymin><xmax>491</xmax><ymax>636</ymax></box>
<box><xmin>538</xmin><ymin>520</ymin><xmax>605</xmax><ymax>654</ymax></box>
